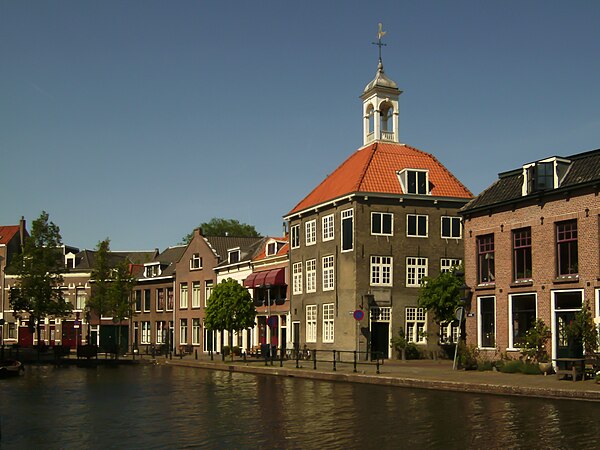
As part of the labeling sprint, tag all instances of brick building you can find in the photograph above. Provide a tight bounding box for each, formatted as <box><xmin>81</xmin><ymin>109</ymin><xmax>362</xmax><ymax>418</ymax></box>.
<box><xmin>285</xmin><ymin>55</ymin><xmax>471</xmax><ymax>359</ymax></box>
<box><xmin>461</xmin><ymin>149</ymin><xmax>600</xmax><ymax>361</ymax></box>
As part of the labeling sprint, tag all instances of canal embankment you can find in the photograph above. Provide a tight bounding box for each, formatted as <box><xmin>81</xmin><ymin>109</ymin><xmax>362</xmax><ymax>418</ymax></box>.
<box><xmin>164</xmin><ymin>356</ymin><xmax>600</xmax><ymax>402</ymax></box>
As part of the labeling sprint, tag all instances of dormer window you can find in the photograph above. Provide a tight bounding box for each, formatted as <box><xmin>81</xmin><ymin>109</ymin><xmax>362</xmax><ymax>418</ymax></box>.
<box><xmin>190</xmin><ymin>253</ymin><xmax>202</xmax><ymax>270</ymax></box>
<box><xmin>526</xmin><ymin>161</ymin><xmax>554</xmax><ymax>193</ymax></box>
<box><xmin>398</xmin><ymin>169</ymin><xmax>429</xmax><ymax>195</ymax></box>
<box><xmin>228</xmin><ymin>248</ymin><xmax>240</xmax><ymax>264</ymax></box>
<box><xmin>65</xmin><ymin>253</ymin><xmax>76</xmax><ymax>269</ymax></box>
<box><xmin>145</xmin><ymin>263</ymin><xmax>160</xmax><ymax>278</ymax></box>
<box><xmin>266</xmin><ymin>242</ymin><xmax>277</xmax><ymax>256</ymax></box>
<box><xmin>522</xmin><ymin>157</ymin><xmax>571</xmax><ymax>196</ymax></box>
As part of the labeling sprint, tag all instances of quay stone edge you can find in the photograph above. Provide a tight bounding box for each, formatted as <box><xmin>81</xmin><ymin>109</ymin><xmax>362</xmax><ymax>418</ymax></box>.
<box><xmin>163</xmin><ymin>359</ymin><xmax>600</xmax><ymax>403</ymax></box>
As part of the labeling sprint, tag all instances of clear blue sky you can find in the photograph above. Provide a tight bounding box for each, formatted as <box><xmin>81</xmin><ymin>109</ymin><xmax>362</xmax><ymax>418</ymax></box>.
<box><xmin>2</xmin><ymin>1</ymin><xmax>600</xmax><ymax>251</ymax></box>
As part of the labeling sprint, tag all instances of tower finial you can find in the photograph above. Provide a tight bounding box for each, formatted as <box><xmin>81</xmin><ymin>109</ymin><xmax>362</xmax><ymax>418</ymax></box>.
<box><xmin>372</xmin><ymin>23</ymin><xmax>387</xmax><ymax>63</ymax></box>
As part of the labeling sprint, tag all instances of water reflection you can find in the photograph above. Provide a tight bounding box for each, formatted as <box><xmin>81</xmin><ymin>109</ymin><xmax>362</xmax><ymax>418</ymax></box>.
<box><xmin>0</xmin><ymin>365</ymin><xmax>599</xmax><ymax>448</ymax></box>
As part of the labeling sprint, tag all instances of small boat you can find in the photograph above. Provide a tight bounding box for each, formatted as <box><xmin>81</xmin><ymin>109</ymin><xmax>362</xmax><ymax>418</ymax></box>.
<box><xmin>0</xmin><ymin>359</ymin><xmax>24</xmax><ymax>377</ymax></box>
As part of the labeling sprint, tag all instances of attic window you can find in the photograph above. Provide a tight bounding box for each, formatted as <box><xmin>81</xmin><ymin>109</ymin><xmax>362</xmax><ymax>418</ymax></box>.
<box><xmin>526</xmin><ymin>161</ymin><xmax>554</xmax><ymax>193</ymax></box>
<box><xmin>228</xmin><ymin>248</ymin><xmax>240</xmax><ymax>264</ymax></box>
<box><xmin>65</xmin><ymin>254</ymin><xmax>76</xmax><ymax>269</ymax></box>
<box><xmin>190</xmin><ymin>253</ymin><xmax>202</xmax><ymax>270</ymax></box>
<box><xmin>397</xmin><ymin>169</ymin><xmax>429</xmax><ymax>195</ymax></box>
<box><xmin>145</xmin><ymin>264</ymin><xmax>160</xmax><ymax>278</ymax></box>
<box><xmin>266</xmin><ymin>242</ymin><xmax>277</xmax><ymax>256</ymax></box>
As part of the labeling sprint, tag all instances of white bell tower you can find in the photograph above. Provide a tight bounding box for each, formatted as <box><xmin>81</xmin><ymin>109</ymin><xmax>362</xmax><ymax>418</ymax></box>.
<box><xmin>360</xmin><ymin>24</ymin><xmax>402</xmax><ymax>145</ymax></box>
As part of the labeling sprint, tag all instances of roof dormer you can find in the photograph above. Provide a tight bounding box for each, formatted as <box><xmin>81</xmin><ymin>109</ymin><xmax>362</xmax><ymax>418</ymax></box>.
<box><xmin>397</xmin><ymin>168</ymin><xmax>430</xmax><ymax>195</ymax></box>
<box><xmin>522</xmin><ymin>157</ymin><xmax>571</xmax><ymax>196</ymax></box>
<box><xmin>144</xmin><ymin>262</ymin><xmax>161</xmax><ymax>278</ymax></box>
<box><xmin>228</xmin><ymin>248</ymin><xmax>240</xmax><ymax>264</ymax></box>
<box><xmin>65</xmin><ymin>252</ymin><xmax>76</xmax><ymax>270</ymax></box>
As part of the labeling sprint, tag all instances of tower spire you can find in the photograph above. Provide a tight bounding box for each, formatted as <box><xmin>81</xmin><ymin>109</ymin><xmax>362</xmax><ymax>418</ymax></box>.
<box><xmin>372</xmin><ymin>23</ymin><xmax>387</xmax><ymax>63</ymax></box>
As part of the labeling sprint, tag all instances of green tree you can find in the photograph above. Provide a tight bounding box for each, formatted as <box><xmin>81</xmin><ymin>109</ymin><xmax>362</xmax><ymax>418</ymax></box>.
<box><xmin>417</xmin><ymin>268</ymin><xmax>464</xmax><ymax>325</ymax></box>
<box><xmin>88</xmin><ymin>238</ymin><xmax>136</xmax><ymax>354</ymax></box>
<box><xmin>180</xmin><ymin>218</ymin><xmax>261</xmax><ymax>244</ymax></box>
<box><xmin>204</xmin><ymin>278</ymin><xmax>255</xmax><ymax>358</ymax></box>
<box><xmin>9</xmin><ymin>211</ymin><xmax>73</xmax><ymax>346</ymax></box>
<box><xmin>107</xmin><ymin>259</ymin><xmax>137</xmax><ymax>355</ymax></box>
<box><xmin>88</xmin><ymin>239</ymin><xmax>112</xmax><ymax>319</ymax></box>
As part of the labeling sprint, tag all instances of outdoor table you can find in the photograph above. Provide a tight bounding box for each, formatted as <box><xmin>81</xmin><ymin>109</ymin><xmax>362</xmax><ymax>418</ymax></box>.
<box><xmin>553</xmin><ymin>357</ymin><xmax>585</xmax><ymax>381</ymax></box>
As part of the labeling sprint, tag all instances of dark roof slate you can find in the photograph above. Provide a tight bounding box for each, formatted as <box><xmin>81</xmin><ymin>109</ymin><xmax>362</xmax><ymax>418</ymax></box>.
<box><xmin>205</xmin><ymin>236</ymin><xmax>264</xmax><ymax>265</ymax></box>
<box><xmin>461</xmin><ymin>148</ymin><xmax>600</xmax><ymax>213</ymax></box>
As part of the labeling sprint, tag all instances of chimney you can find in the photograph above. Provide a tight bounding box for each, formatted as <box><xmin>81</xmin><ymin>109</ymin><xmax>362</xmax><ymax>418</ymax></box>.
<box><xmin>19</xmin><ymin>216</ymin><xmax>26</xmax><ymax>249</ymax></box>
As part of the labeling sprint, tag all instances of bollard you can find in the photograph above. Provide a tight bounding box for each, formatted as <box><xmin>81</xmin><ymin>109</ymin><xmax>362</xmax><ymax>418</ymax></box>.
<box><xmin>280</xmin><ymin>349</ymin><xmax>283</xmax><ymax>367</ymax></box>
<box><xmin>264</xmin><ymin>351</ymin><xmax>268</xmax><ymax>367</ymax></box>
<box><xmin>333</xmin><ymin>350</ymin><xmax>336</xmax><ymax>371</ymax></box>
<box><xmin>296</xmin><ymin>350</ymin><xmax>300</xmax><ymax>369</ymax></box>
<box><xmin>210</xmin><ymin>350</ymin><xmax>214</xmax><ymax>361</ymax></box>
<box><xmin>195</xmin><ymin>349</ymin><xmax>198</xmax><ymax>360</ymax></box>
<box><xmin>376</xmin><ymin>357</ymin><xmax>380</xmax><ymax>374</ymax></box>
<box><xmin>353</xmin><ymin>351</ymin><xmax>357</xmax><ymax>373</ymax></box>
<box><xmin>313</xmin><ymin>349</ymin><xmax>317</xmax><ymax>370</ymax></box>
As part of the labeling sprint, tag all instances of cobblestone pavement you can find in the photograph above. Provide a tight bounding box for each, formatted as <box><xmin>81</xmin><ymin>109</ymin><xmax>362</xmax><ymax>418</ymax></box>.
<box><xmin>163</xmin><ymin>354</ymin><xmax>600</xmax><ymax>402</ymax></box>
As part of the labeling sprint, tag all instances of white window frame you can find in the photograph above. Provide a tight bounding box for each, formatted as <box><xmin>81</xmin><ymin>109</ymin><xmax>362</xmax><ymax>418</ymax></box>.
<box><xmin>306</xmin><ymin>259</ymin><xmax>316</xmax><ymax>293</ymax></box>
<box><xmin>341</xmin><ymin>208</ymin><xmax>354</xmax><ymax>252</ymax></box>
<box><xmin>192</xmin><ymin>318</ymin><xmax>201</xmax><ymax>345</ymax></box>
<box><xmin>406</xmin><ymin>257</ymin><xmax>428</xmax><ymax>287</ymax></box>
<box><xmin>397</xmin><ymin>169</ymin><xmax>430</xmax><ymax>195</ymax></box>
<box><xmin>141</xmin><ymin>321</ymin><xmax>151</xmax><ymax>344</ymax></box>
<box><xmin>180</xmin><ymin>283</ymin><xmax>188</xmax><ymax>309</ymax></box>
<box><xmin>192</xmin><ymin>281</ymin><xmax>201</xmax><ymax>308</ymax></box>
<box><xmin>156</xmin><ymin>321</ymin><xmax>166</xmax><ymax>344</ymax></box>
<box><xmin>322</xmin><ymin>255</ymin><xmax>335</xmax><ymax>291</ymax></box>
<box><xmin>306</xmin><ymin>305</ymin><xmax>317</xmax><ymax>343</ymax></box>
<box><xmin>75</xmin><ymin>288</ymin><xmax>86</xmax><ymax>310</ymax></box>
<box><xmin>290</xmin><ymin>224</ymin><xmax>300</xmax><ymax>249</ymax></box>
<box><xmin>322</xmin><ymin>214</ymin><xmax>334</xmax><ymax>241</ymax></box>
<box><xmin>190</xmin><ymin>253</ymin><xmax>202</xmax><ymax>270</ymax></box>
<box><xmin>370</xmin><ymin>256</ymin><xmax>393</xmax><ymax>286</ymax></box>
<box><xmin>508</xmin><ymin>293</ymin><xmax>538</xmax><ymax>350</ymax></box>
<box><xmin>292</xmin><ymin>262</ymin><xmax>303</xmax><ymax>295</ymax></box>
<box><xmin>322</xmin><ymin>303</ymin><xmax>335</xmax><ymax>343</ymax></box>
<box><xmin>440</xmin><ymin>321</ymin><xmax>459</xmax><ymax>344</ymax></box>
<box><xmin>305</xmin><ymin>220</ymin><xmax>316</xmax><ymax>246</ymax></box>
<box><xmin>228</xmin><ymin>248</ymin><xmax>240</xmax><ymax>264</ymax></box>
<box><xmin>477</xmin><ymin>296</ymin><xmax>496</xmax><ymax>349</ymax></box>
<box><xmin>205</xmin><ymin>281</ymin><xmax>214</xmax><ymax>307</ymax></box>
<box><xmin>441</xmin><ymin>216</ymin><xmax>462</xmax><ymax>239</ymax></box>
<box><xmin>371</xmin><ymin>212</ymin><xmax>393</xmax><ymax>236</ymax></box>
<box><xmin>441</xmin><ymin>258</ymin><xmax>462</xmax><ymax>273</ymax></box>
<box><xmin>406</xmin><ymin>307</ymin><xmax>427</xmax><ymax>343</ymax></box>
<box><xmin>406</xmin><ymin>214</ymin><xmax>428</xmax><ymax>237</ymax></box>
<box><xmin>180</xmin><ymin>319</ymin><xmax>188</xmax><ymax>345</ymax></box>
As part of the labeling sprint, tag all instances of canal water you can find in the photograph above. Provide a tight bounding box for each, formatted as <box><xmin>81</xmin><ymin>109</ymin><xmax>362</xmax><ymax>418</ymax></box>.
<box><xmin>1</xmin><ymin>365</ymin><xmax>599</xmax><ymax>449</ymax></box>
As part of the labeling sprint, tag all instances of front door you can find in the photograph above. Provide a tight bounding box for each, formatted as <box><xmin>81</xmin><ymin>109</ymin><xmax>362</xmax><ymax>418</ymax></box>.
<box><xmin>555</xmin><ymin>311</ymin><xmax>583</xmax><ymax>359</ymax></box>
<box><xmin>371</xmin><ymin>322</ymin><xmax>389</xmax><ymax>359</ymax></box>
<box><xmin>18</xmin><ymin>325</ymin><xmax>33</xmax><ymax>347</ymax></box>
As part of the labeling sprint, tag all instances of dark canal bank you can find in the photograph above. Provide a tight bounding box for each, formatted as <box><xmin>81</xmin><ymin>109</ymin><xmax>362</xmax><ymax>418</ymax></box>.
<box><xmin>1</xmin><ymin>364</ymin><xmax>599</xmax><ymax>449</ymax></box>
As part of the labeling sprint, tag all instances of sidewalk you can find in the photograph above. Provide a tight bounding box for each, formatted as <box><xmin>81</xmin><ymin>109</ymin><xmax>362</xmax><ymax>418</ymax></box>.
<box><xmin>163</xmin><ymin>355</ymin><xmax>600</xmax><ymax>402</ymax></box>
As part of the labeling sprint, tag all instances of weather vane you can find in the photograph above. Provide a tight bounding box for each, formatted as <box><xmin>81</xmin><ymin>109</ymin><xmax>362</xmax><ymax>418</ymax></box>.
<box><xmin>372</xmin><ymin>23</ymin><xmax>387</xmax><ymax>62</ymax></box>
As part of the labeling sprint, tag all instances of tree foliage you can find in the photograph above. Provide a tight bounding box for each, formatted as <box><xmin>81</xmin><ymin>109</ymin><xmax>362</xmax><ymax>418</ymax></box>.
<box><xmin>180</xmin><ymin>218</ymin><xmax>261</xmax><ymax>244</ymax></box>
<box><xmin>204</xmin><ymin>278</ymin><xmax>255</xmax><ymax>335</ymax></box>
<box><xmin>88</xmin><ymin>238</ymin><xmax>136</xmax><ymax>321</ymax></box>
<box><xmin>9</xmin><ymin>211</ymin><xmax>72</xmax><ymax>341</ymax></box>
<box><xmin>417</xmin><ymin>268</ymin><xmax>464</xmax><ymax>324</ymax></box>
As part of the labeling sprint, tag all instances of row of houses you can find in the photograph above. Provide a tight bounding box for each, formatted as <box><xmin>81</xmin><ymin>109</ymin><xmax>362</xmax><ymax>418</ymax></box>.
<box><xmin>2</xmin><ymin>51</ymin><xmax>599</xmax><ymax>362</ymax></box>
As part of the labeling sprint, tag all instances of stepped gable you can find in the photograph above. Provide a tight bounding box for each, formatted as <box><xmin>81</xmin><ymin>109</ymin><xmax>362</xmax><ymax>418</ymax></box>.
<box><xmin>288</xmin><ymin>142</ymin><xmax>472</xmax><ymax>215</ymax></box>
<box><xmin>462</xmin><ymin>148</ymin><xmax>600</xmax><ymax>212</ymax></box>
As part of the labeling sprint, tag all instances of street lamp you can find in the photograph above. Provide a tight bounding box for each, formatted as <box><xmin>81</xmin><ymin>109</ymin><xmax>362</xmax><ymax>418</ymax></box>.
<box><xmin>265</xmin><ymin>284</ymin><xmax>272</xmax><ymax>357</ymax></box>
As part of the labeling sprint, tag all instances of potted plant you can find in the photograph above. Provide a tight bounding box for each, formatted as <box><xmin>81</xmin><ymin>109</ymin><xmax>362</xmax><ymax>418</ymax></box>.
<box><xmin>521</xmin><ymin>319</ymin><xmax>552</xmax><ymax>375</ymax></box>
<box><xmin>569</xmin><ymin>304</ymin><xmax>598</xmax><ymax>356</ymax></box>
<box><xmin>391</xmin><ymin>328</ymin><xmax>408</xmax><ymax>361</ymax></box>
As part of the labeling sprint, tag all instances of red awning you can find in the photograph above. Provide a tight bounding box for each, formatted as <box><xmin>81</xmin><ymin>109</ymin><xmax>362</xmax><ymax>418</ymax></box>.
<box><xmin>253</xmin><ymin>271</ymin><xmax>269</xmax><ymax>287</ymax></box>
<box><xmin>243</xmin><ymin>272</ymin><xmax>258</xmax><ymax>288</ymax></box>
<box><xmin>265</xmin><ymin>268</ymin><xmax>286</xmax><ymax>286</ymax></box>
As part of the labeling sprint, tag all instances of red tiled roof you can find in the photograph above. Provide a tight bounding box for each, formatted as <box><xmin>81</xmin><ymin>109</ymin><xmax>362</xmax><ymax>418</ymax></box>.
<box><xmin>252</xmin><ymin>238</ymin><xmax>289</xmax><ymax>262</ymax></box>
<box><xmin>0</xmin><ymin>226</ymin><xmax>20</xmax><ymax>245</ymax></box>
<box><xmin>287</xmin><ymin>142</ymin><xmax>472</xmax><ymax>215</ymax></box>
